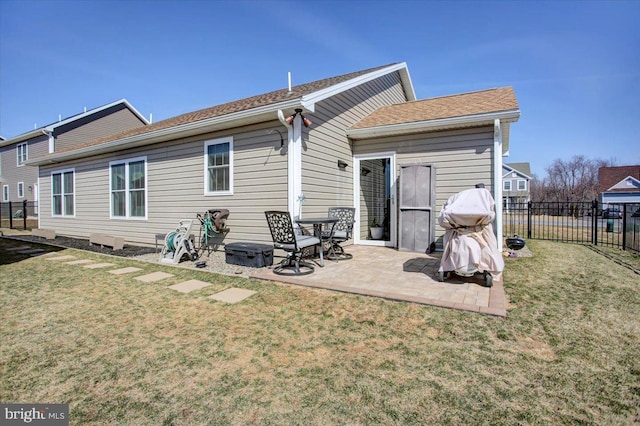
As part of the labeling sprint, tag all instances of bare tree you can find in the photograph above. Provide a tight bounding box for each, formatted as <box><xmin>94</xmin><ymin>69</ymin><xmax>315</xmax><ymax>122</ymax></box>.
<box><xmin>533</xmin><ymin>156</ymin><xmax>615</xmax><ymax>203</ymax></box>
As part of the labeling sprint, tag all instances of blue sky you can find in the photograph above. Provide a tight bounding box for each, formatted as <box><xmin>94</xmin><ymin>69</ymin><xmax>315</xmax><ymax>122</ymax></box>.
<box><xmin>1</xmin><ymin>0</ymin><xmax>638</xmax><ymax>177</ymax></box>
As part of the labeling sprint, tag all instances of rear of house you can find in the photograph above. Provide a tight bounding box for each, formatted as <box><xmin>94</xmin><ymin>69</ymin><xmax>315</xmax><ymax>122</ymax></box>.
<box><xmin>28</xmin><ymin>63</ymin><xmax>520</xmax><ymax>252</ymax></box>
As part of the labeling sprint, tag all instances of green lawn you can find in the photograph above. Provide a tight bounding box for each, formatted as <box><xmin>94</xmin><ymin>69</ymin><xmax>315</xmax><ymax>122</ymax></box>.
<box><xmin>1</xmin><ymin>237</ymin><xmax>639</xmax><ymax>425</ymax></box>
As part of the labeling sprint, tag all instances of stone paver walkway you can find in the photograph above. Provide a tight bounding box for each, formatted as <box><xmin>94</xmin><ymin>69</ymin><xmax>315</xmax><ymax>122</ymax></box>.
<box><xmin>65</xmin><ymin>259</ymin><xmax>95</xmax><ymax>265</ymax></box>
<box><xmin>252</xmin><ymin>245</ymin><xmax>506</xmax><ymax>316</ymax></box>
<box><xmin>83</xmin><ymin>262</ymin><xmax>116</xmax><ymax>269</ymax></box>
<box><xmin>168</xmin><ymin>280</ymin><xmax>212</xmax><ymax>293</ymax></box>
<box><xmin>135</xmin><ymin>271</ymin><xmax>174</xmax><ymax>283</ymax></box>
<box><xmin>45</xmin><ymin>255</ymin><xmax>76</xmax><ymax>261</ymax></box>
<box><xmin>209</xmin><ymin>288</ymin><xmax>256</xmax><ymax>304</ymax></box>
<box><xmin>108</xmin><ymin>267</ymin><xmax>143</xmax><ymax>275</ymax></box>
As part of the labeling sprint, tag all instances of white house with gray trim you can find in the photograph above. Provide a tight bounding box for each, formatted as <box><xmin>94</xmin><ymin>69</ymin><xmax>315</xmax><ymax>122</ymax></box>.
<box><xmin>26</xmin><ymin>63</ymin><xmax>520</xmax><ymax>252</ymax></box>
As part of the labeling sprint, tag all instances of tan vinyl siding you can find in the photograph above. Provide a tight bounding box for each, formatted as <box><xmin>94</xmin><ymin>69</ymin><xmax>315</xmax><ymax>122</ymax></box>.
<box><xmin>301</xmin><ymin>72</ymin><xmax>407</xmax><ymax>218</ymax></box>
<box><xmin>54</xmin><ymin>105</ymin><xmax>146</xmax><ymax>152</ymax></box>
<box><xmin>353</xmin><ymin>126</ymin><xmax>495</xmax><ymax>244</ymax></box>
<box><xmin>38</xmin><ymin>122</ymin><xmax>288</xmax><ymax>246</ymax></box>
<box><xmin>0</xmin><ymin>135</ymin><xmax>48</xmax><ymax>202</ymax></box>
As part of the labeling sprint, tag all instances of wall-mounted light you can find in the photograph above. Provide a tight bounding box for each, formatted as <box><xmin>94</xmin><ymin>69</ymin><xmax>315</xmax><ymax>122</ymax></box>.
<box><xmin>284</xmin><ymin>108</ymin><xmax>312</xmax><ymax>127</ymax></box>
<box><xmin>337</xmin><ymin>160</ymin><xmax>348</xmax><ymax>170</ymax></box>
<box><xmin>28</xmin><ymin>186</ymin><xmax>33</xmax><ymax>192</ymax></box>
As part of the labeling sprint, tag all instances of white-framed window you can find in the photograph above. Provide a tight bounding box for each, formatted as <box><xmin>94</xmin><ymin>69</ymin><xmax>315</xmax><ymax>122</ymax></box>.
<box><xmin>51</xmin><ymin>169</ymin><xmax>75</xmax><ymax>217</ymax></box>
<box><xmin>2</xmin><ymin>185</ymin><xmax>8</xmax><ymax>202</ymax></box>
<box><xmin>204</xmin><ymin>137</ymin><xmax>233</xmax><ymax>196</ymax></box>
<box><xmin>17</xmin><ymin>143</ymin><xmax>28</xmax><ymax>166</ymax></box>
<box><xmin>109</xmin><ymin>156</ymin><xmax>147</xmax><ymax>219</ymax></box>
<box><xmin>17</xmin><ymin>182</ymin><xmax>24</xmax><ymax>198</ymax></box>
<box><xmin>517</xmin><ymin>179</ymin><xmax>526</xmax><ymax>191</ymax></box>
<box><xmin>503</xmin><ymin>180</ymin><xmax>512</xmax><ymax>191</ymax></box>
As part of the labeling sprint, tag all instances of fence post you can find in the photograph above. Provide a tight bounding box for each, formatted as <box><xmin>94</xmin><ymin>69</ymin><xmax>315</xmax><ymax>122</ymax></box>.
<box><xmin>23</xmin><ymin>200</ymin><xmax>28</xmax><ymax>230</ymax></box>
<box><xmin>622</xmin><ymin>203</ymin><xmax>627</xmax><ymax>251</ymax></box>
<box><xmin>527</xmin><ymin>201</ymin><xmax>532</xmax><ymax>239</ymax></box>
<box><xmin>592</xmin><ymin>199</ymin><xmax>598</xmax><ymax>246</ymax></box>
<box><xmin>9</xmin><ymin>201</ymin><xmax>13</xmax><ymax>229</ymax></box>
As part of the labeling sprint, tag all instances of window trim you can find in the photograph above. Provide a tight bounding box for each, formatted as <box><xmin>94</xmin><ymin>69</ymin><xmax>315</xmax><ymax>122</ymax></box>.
<box><xmin>2</xmin><ymin>185</ymin><xmax>8</xmax><ymax>202</ymax></box>
<box><xmin>517</xmin><ymin>179</ymin><xmax>527</xmax><ymax>191</ymax></box>
<box><xmin>204</xmin><ymin>137</ymin><xmax>234</xmax><ymax>196</ymax></box>
<box><xmin>503</xmin><ymin>180</ymin><xmax>512</xmax><ymax>191</ymax></box>
<box><xmin>51</xmin><ymin>168</ymin><xmax>76</xmax><ymax>218</ymax></box>
<box><xmin>109</xmin><ymin>156</ymin><xmax>148</xmax><ymax>220</ymax></box>
<box><xmin>17</xmin><ymin>182</ymin><xmax>24</xmax><ymax>198</ymax></box>
<box><xmin>17</xmin><ymin>143</ymin><xmax>28</xmax><ymax>166</ymax></box>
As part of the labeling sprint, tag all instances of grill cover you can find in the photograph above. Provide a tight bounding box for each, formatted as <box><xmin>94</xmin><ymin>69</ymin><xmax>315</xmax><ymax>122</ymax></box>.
<box><xmin>438</xmin><ymin>188</ymin><xmax>504</xmax><ymax>277</ymax></box>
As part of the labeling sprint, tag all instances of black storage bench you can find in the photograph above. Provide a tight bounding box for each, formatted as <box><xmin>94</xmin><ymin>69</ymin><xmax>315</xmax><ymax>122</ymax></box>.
<box><xmin>224</xmin><ymin>242</ymin><xmax>274</xmax><ymax>268</ymax></box>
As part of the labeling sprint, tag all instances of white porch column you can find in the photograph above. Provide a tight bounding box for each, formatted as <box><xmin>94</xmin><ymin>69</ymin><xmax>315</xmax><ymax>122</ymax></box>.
<box><xmin>494</xmin><ymin>118</ymin><xmax>503</xmax><ymax>252</ymax></box>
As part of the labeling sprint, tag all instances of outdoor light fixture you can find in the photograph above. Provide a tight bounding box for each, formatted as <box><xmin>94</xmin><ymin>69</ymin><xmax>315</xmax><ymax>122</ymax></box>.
<box><xmin>284</xmin><ymin>108</ymin><xmax>312</xmax><ymax>127</ymax></box>
<box><xmin>337</xmin><ymin>160</ymin><xmax>348</xmax><ymax>170</ymax></box>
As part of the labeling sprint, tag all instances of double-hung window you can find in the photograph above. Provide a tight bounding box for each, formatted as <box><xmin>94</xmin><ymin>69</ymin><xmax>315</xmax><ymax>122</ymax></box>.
<box><xmin>17</xmin><ymin>182</ymin><xmax>24</xmax><ymax>199</ymax></box>
<box><xmin>503</xmin><ymin>180</ymin><xmax>512</xmax><ymax>191</ymax></box>
<box><xmin>17</xmin><ymin>143</ymin><xmax>28</xmax><ymax>166</ymax></box>
<box><xmin>110</xmin><ymin>156</ymin><xmax>147</xmax><ymax>219</ymax></box>
<box><xmin>204</xmin><ymin>137</ymin><xmax>233</xmax><ymax>196</ymax></box>
<box><xmin>517</xmin><ymin>179</ymin><xmax>526</xmax><ymax>191</ymax></box>
<box><xmin>52</xmin><ymin>169</ymin><xmax>75</xmax><ymax>216</ymax></box>
<box><xmin>2</xmin><ymin>185</ymin><xmax>8</xmax><ymax>202</ymax></box>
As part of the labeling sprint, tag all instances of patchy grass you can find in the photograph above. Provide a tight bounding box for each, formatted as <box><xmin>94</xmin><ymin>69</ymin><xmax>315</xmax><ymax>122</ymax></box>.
<box><xmin>1</xmin><ymin>237</ymin><xmax>639</xmax><ymax>424</ymax></box>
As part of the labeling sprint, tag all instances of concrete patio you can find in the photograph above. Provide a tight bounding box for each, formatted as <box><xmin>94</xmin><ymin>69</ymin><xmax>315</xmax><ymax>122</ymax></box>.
<box><xmin>252</xmin><ymin>245</ymin><xmax>507</xmax><ymax>317</ymax></box>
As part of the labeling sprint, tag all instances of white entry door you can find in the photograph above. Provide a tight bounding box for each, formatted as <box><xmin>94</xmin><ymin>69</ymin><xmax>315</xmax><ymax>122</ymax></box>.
<box><xmin>353</xmin><ymin>152</ymin><xmax>397</xmax><ymax>247</ymax></box>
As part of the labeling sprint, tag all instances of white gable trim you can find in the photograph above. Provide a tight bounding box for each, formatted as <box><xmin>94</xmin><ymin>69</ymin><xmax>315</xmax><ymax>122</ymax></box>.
<box><xmin>502</xmin><ymin>164</ymin><xmax>531</xmax><ymax>180</ymax></box>
<box><xmin>607</xmin><ymin>175</ymin><xmax>640</xmax><ymax>191</ymax></box>
<box><xmin>300</xmin><ymin>63</ymin><xmax>415</xmax><ymax>112</ymax></box>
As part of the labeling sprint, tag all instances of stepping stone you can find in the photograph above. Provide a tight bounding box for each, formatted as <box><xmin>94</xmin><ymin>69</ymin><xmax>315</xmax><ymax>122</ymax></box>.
<box><xmin>46</xmin><ymin>255</ymin><xmax>76</xmax><ymax>261</ymax></box>
<box><xmin>83</xmin><ymin>262</ymin><xmax>115</xmax><ymax>269</ymax></box>
<box><xmin>17</xmin><ymin>248</ymin><xmax>45</xmax><ymax>254</ymax></box>
<box><xmin>5</xmin><ymin>246</ymin><xmax>32</xmax><ymax>251</ymax></box>
<box><xmin>65</xmin><ymin>259</ymin><xmax>95</xmax><ymax>265</ymax></box>
<box><xmin>135</xmin><ymin>271</ymin><xmax>174</xmax><ymax>283</ymax></box>
<box><xmin>108</xmin><ymin>267</ymin><xmax>143</xmax><ymax>275</ymax></box>
<box><xmin>208</xmin><ymin>288</ymin><xmax>257</xmax><ymax>304</ymax></box>
<box><xmin>168</xmin><ymin>280</ymin><xmax>212</xmax><ymax>294</ymax></box>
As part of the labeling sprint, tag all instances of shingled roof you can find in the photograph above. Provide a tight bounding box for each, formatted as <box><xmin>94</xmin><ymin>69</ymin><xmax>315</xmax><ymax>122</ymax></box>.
<box><xmin>598</xmin><ymin>165</ymin><xmax>640</xmax><ymax>193</ymax></box>
<box><xmin>350</xmin><ymin>87</ymin><xmax>518</xmax><ymax>130</ymax></box>
<box><xmin>53</xmin><ymin>63</ymin><xmax>397</xmax><ymax>155</ymax></box>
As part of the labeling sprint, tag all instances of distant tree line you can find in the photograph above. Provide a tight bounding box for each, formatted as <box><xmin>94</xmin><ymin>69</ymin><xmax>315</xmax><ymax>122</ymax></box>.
<box><xmin>529</xmin><ymin>155</ymin><xmax>614</xmax><ymax>203</ymax></box>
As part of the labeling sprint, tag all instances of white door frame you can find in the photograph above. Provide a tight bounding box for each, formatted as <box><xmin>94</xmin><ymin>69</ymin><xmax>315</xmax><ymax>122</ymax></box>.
<box><xmin>353</xmin><ymin>152</ymin><xmax>397</xmax><ymax>247</ymax></box>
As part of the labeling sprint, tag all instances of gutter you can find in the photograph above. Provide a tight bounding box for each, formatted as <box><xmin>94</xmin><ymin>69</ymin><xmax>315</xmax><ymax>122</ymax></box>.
<box><xmin>346</xmin><ymin>109</ymin><xmax>520</xmax><ymax>140</ymax></box>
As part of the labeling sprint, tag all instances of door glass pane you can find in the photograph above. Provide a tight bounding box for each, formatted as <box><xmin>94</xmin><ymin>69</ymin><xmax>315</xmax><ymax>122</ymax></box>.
<box><xmin>360</xmin><ymin>158</ymin><xmax>391</xmax><ymax>241</ymax></box>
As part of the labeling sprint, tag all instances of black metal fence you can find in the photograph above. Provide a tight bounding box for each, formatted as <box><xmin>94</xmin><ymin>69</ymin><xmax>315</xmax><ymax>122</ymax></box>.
<box><xmin>503</xmin><ymin>201</ymin><xmax>640</xmax><ymax>254</ymax></box>
<box><xmin>0</xmin><ymin>200</ymin><xmax>38</xmax><ymax>230</ymax></box>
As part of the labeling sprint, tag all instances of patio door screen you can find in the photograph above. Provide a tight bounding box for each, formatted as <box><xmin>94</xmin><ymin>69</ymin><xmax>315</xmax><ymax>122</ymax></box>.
<box><xmin>353</xmin><ymin>153</ymin><xmax>396</xmax><ymax>247</ymax></box>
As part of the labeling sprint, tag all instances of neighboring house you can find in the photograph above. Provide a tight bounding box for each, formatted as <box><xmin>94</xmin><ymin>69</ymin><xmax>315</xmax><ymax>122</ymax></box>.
<box><xmin>0</xmin><ymin>99</ymin><xmax>148</xmax><ymax>208</ymax></box>
<box><xmin>502</xmin><ymin>162</ymin><xmax>531</xmax><ymax>210</ymax></box>
<box><xmin>598</xmin><ymin>165</ymin><xmax>640</xmax><ymax>206</ymax></box>
<box><xmin>27</xmin><ymin>62</ymin><xmax>520</xmax><ymax>252</ymax></box>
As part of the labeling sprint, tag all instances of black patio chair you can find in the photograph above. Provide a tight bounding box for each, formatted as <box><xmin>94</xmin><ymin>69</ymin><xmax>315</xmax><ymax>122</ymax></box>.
<box><xmin>265</xmin><ymin>211</ymin><xmax>321</xmax><ymax>275</ymax></box>
<box><xmin>323</xmin><ymin>207</ymin><xmax>356</xmax><ymax>261</ymax></box>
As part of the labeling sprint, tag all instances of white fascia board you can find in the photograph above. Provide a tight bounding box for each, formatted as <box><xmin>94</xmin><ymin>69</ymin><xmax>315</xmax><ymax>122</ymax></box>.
<box><xmin>26</xmin><ymin>98</ymin><xmax>304</xmax><ymax>166</ymax></box>
<box><xmin>346</xmin><ymin>109</ymin><xmax>520</xmax><ymax>140</ymax></box>
<box><xmin>0</xmin><ymin>129</ymin><xmax>46</xmax><ymax>147</ymax></box>
<box><xmin>300</xmin><ymin>62</ymin><xmax>415</xmax><ymax>112</ymax></box>
<box><xmin>607</xmin><ymin>175</ymin><xmax>640</xmax><ymax>191</ymax></box>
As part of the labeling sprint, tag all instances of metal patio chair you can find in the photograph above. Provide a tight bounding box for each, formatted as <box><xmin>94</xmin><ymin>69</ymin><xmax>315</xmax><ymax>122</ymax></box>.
<box><xmin>265</xmin><ymin>211</ymin><xmax>321</xmax><ymax>275</ymax></box>
<box><xmin>323</xmin><ymin>207</ymin><xmax>356</xmax><ymax>261</ymax></box>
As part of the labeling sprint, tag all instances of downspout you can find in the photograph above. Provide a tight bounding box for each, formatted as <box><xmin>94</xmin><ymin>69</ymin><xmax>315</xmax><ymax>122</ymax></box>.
<box><xmin>494</xmin><ymin>119</ymin><xmax>503</xmax><ymax>252</ymax></box>
<box><xmin>42</xmin><ymin>129</ymin><xmax>54</xmax><ymax>153</ymax></box>
<box><xmin>278</xmin><ymin>110</ymin><xmax>303</xmax><ymax>219</ymax></box>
